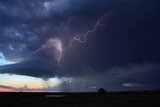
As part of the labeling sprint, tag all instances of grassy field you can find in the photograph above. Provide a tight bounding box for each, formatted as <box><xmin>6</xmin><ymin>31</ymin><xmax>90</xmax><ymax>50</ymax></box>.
<box><xmin>0</xmin><ymin>91</ymin><xmax>160</xmax><ymax>107</ymax></box>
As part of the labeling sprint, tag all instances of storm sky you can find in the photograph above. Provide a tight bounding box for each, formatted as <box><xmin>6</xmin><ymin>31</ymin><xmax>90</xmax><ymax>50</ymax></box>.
<box><xmin>0</xmin><ymin>0</ymin><xmax>160</xmax><ymax>92</ymax></box>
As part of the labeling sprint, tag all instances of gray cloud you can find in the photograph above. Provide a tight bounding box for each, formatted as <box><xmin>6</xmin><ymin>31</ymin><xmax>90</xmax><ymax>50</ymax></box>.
<box><xmin>122</xmin><ymin>83</ymin><xmax>142</xmax><ymax>87</ymax></box>
<box><xmin>0</xmin><ymin>0</ymin><xmax>160</xmax><ymax>91</ymax></box>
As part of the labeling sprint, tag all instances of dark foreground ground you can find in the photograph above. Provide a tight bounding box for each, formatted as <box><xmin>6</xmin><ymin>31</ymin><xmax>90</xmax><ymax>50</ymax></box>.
<box><xmin>0</xmin><ymin>91</ymin><xmax>160</xmax><ymax>107</ymax></box>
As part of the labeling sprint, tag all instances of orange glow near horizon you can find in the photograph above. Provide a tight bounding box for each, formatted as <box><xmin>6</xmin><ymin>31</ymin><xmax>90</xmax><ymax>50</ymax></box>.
<box><xmin>0</xmin><ymin>73</ymin><xmax>71</xmax><ymax>92</ymax></box>
<box><xmin>0</xmin><ymin>88</ymin><xmax>17</xmax><ymax>92</ymax></box>
<box><xmin>0</xmin><ymin>74</ymin><xmax>71</xmax><ymax>90</ymax></box>
<box><xmin>0</xmin><ymin>88</ymin><xmax>43</xmax><ymax>92</ymax></box>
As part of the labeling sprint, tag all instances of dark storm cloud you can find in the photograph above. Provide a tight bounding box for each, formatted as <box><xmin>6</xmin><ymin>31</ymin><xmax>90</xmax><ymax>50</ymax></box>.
<box><xmin>0</xmin><ymin>0</ymin><xmax>109</xmax><ymax>59</ymax></box>
<box><xmin>0</xmin><ymin>60</ymin><xmax>58</xmax><ymax>78</ymax></box>
<box><xmin>0</xmin><ymin>0</ymin><xmax>112</xmax><ymax>76</ymax></box>
<box><xmin>0</xmin><ymin>0</ymin><xmax>160</xmax><ymax>90</ymax></box>
<box><xmin>60</xmin><ymin>0</ymin><xmax>160</xmax><ymax>75</ymax></box>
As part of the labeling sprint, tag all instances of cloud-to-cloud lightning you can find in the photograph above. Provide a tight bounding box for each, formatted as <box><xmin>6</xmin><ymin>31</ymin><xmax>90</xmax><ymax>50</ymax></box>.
<box><xmin>58</xmin><ymin>14</ymin><xmax>109</xmax><ymax>64</ymax></box>
<box><xmin>0</xmin><ymin>0</ymin><xmax>160</xmax><ymax>92</ymax></box>
<box><xmin>29</xmin><ymin>3</ymin><xmax>109</xmax><ymax>65</ymax></box>
<box><xmin>69</xmin><ymin>14</ymin><xmax>108</xmax><ymax>45</ymax></box>
<box><xmin>31</xmin><ymin>14</ymin><xmax>108</xmax><ymax>66</ymax></box>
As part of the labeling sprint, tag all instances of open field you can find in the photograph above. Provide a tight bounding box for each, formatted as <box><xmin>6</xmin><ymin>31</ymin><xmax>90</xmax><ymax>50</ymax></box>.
<box><xmin>0</xmin><ymin>91</ymin><xmax>160</xmax><ymax>107</ymax></box>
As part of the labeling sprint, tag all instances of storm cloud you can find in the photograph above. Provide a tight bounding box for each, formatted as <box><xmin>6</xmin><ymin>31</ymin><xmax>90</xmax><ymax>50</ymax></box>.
<box><xmin>0</xmin><ymin>0</ymin><xmax>160</xmax><ymax>91</ymax></box>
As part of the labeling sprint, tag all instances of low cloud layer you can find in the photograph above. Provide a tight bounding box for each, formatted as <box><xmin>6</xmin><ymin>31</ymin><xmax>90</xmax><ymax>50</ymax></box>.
<box><xmin>0</xmin><ymin>0</ymin><xmax>160</xmax><ymax>91</ymax></box>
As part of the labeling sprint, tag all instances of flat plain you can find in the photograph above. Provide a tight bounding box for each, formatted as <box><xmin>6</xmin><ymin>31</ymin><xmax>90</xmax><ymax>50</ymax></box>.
<box><xmin>0</xmin><ymin>91</ymin><xmax>160</xmax><ymax>107</ymax></box>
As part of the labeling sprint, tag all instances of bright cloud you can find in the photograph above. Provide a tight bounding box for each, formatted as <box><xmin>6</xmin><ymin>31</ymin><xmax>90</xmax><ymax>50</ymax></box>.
<box><xmin>0</xmin><ymin>52</ymin><xmax>15</xmax><ymax>66</ymax></box>
<box><xmin>0</xmin><ymin>73</ymin><xmax>71</xmax><ymax>89</ymax></box>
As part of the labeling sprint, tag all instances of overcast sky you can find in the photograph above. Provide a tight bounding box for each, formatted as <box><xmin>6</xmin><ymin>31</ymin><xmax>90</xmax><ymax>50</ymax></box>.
<box><xmin>0</xmin><ymin>0</ymin><xmax>160</xmax><ymax>92</ymax></box>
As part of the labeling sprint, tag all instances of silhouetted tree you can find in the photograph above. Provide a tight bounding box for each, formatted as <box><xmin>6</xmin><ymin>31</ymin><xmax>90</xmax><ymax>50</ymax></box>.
<box><xmin>98</xmin><ymin>88</ymin><xmax>107</xmax><ymax>94</ymax></box>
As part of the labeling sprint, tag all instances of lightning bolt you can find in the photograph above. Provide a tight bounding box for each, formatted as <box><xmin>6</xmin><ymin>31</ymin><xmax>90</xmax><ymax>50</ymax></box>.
<box><xmin>31</xmin><ymin>13</ymin><xmax>109</xmax><ymax>67</ymax></box>
<box><xmin>57</xmin><ymin>13</ymin><xmax>109</xmax><ymax>66</ymax></box>
<box><xmin>30</xmin><ymin>38</ymin><xmax>63</xmax><ymax>66</ymax></box>
<box><xmin>69</xmin><ymin>14</ymin><xmax>107</xmax><ymax>46</ymax></box>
